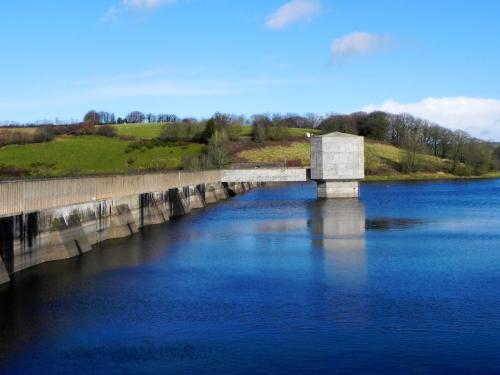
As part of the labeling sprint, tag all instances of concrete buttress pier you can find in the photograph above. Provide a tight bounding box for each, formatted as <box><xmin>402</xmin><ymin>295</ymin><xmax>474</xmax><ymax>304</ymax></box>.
<box><xmin>310</xmin><ymin>132</ymin><xmax>365</xmax><ymax>198</ymax></box>
<box><xmin>0</xmin><ymin>172</ymin><xmax>255</xmax><ymax>285</ymax></box>
<box><xmin>0</xmin><ymin>258</ymin><xmax>9</xmax><ymax>284</ymax></box>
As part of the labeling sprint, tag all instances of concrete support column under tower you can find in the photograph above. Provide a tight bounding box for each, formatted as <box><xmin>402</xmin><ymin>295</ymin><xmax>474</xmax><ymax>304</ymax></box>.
<box><xmin>316</xmin><ymin>180</ymin><xmax>359</xmax><ymax>199</ymax></box>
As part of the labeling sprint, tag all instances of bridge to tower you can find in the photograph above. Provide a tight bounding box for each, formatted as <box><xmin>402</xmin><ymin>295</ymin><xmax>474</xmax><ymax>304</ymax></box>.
<box><xmin>223</xmin><ymin>132</ymin><xmax>365</xmax><ymax>199</ymax></box>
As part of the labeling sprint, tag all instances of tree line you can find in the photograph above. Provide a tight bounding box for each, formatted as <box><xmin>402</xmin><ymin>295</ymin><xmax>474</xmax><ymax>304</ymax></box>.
<box><xmin>317</xmin><ymin>111</ymin><xmax>497</xmax><ymax>175</ymax></box>
<box><xmin>83</xmin><ymin>110</ymin><xmax>186</xmax><ymax>125</ymax></box>
<box><xmin>2</xmin><ymin>108</ymin><xmax>499</xmax><ymax>175</ymax></box>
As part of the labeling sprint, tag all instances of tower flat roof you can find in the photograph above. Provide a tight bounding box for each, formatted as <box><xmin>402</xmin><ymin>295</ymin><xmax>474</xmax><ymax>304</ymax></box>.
<box><xmin>312</xmin><ymin>131</ymin><xmax>363</xmax><ymax>138</ymax></box>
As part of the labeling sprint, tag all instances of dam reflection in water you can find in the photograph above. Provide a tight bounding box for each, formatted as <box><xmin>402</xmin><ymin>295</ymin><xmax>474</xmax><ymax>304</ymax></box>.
<box><xmin>0</xmin><ymin>224</ymin><xmax>177</xmax><ymax>363</ymax></box>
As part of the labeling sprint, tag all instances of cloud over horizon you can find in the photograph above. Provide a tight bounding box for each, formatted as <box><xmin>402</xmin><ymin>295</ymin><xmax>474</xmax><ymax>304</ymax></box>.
<box><xmin>101</xmin><ymin>6</ymin><xmax>119</xmax><ymax>23</ymax></box>
<box><xmin>0</xmin><ymin>68</ymin><xmax>309</xmax><ymax>116</ymax></box>
<box><xmin>363</xmin><ymin>97</ymin><xmax>500</xmax><ymax>140</ymax></box>
<box><xmin>122</xmin><ymin>0</ymin><xmax>177</xmax><ymax>10</ymax></box>
<box><xmin>266</xmin><ymin>0</ymin><xmax>321</xmax><ymax>29</ymax></box>
<box><xmin>331</xmin><ymin>32</ymin><xmax>391</xmax><ymax>61</ymax></box>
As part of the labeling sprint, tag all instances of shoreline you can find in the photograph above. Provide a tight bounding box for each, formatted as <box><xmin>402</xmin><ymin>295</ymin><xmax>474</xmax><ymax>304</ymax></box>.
<box><xmin>364</xmin><ymin>172</ymin><xmax>500</xmax><ymax>183</ymax></box>
<box><xmin>2</xmin><ymin>171</ymin><xmax>500</xmax><ymax>183</ymax></box>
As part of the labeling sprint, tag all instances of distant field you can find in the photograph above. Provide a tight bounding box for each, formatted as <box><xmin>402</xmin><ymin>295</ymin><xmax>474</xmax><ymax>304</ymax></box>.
<box><xmin>0</xmin><ymin>135</ymin><xmax>204</xmax><ymax>177</ymax></box>
<box><xmin>0</xmin><ymin>124</ymin><xmax>321</xmax><ymax>141</ymax></box>
<box><xmin>237</xmin><ymin>142</ymin><xmax>311</xmax><ymax>165</ymax></box>
<box><xmin>112</xmin><ymin>123</ymin><xmax>165</xmax><ymax>139</ymax></box>
<box><xmin>113</xmin><ymin>123</ymin><xmax>321</xmax><ymax>139</ymax></box>
<box><xmin>0</xmin><ymin>127</ymin><xmax>38</xmax><ymax>135</ymax></box>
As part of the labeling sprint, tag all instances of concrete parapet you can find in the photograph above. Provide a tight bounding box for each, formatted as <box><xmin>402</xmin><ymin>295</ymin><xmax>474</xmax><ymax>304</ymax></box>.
<box><xmin>0</xmin><ymin>170</ymin><xmax>222</xmax><ymax>218</ymax></box>
<box><xmin>222</xmin><ymin>168</ymin><xmax>307</xmax><ymax>183</ymax></box>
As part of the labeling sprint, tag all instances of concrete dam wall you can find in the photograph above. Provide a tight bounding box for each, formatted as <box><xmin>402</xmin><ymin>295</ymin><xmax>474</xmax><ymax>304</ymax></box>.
<box><xmin>0</xmin><ymin>171</ymin><xmax>258</xmax><ymax>286</ymax></box>
<box><xmin>0</xmin><ymin>131</ymin><xmax>366</xmax><ymax>286</ymax></box>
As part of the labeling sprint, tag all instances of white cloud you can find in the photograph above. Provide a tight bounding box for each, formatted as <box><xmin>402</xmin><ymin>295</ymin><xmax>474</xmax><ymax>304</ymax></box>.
<box><xmin>331</xmin><ymin>32</ymin><xmax>391</xmax><ymax>61</ymax></box>
<box><xmin>266</xmin><ymin>0</ymin><xmax>321</xmax><ymax>29</ymax></box>
<box><xmin>101</xmin><ymin>6</ymin><xmax>119</xmax><ymax>23</ymax></box>
<box><xmin>123</xmin><ymin>0</ymin><xmax>177</xmax><ymax>10</ymax></box>
<box><xmin>0</xmin><ymin>69</ymin><xmax>307</xmax><ymax>111</ymax></box>
<box><xmin>0</xmin><ymin>82</ymin><xmax>238</xmax><ymax>110</ymax></box>
<box><xmin>363</xmin><ymin>97</ymin><xmax>500</xmax><ymax>140</ymax></box>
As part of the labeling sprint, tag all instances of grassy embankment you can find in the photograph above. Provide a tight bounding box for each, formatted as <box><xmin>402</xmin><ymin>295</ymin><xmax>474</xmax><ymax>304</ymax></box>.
<box><xmin>0</xmin><ymin>124</ymin><xmax>498</xmax><ymax>180</ymax></box>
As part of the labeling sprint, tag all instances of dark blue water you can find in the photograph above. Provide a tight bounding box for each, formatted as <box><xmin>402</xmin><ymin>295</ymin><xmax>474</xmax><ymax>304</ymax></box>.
<box><xmin>1</xmin><ymin>180</ymin><xmax>500</xmax><ymax>374</ymax></box>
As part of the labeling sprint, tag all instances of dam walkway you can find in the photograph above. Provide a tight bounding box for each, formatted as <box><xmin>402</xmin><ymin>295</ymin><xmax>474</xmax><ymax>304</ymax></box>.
<box><xmin>0</xmin><ymin>168</ymin><xmax>307</xmax><ymax>285</ymax></box>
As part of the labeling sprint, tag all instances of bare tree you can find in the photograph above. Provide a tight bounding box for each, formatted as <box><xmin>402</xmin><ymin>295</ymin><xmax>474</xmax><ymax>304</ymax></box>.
<box><xmin>146</xmin><ymin>113</ymin><xmax>157</xmax><ymax>123</ymax></box>
<box><xmin>97</xmin><ymin>111</ymin><xmax>115</xmax><ymax>125</ymax></box>
<box><xmin>83</xmin><ymin>110</ymin><xmax>100</xmax><ymax>126</ymax></box>
<box><xmin>126</xmin><ymin>111</ymin><xmax>146</xmax><ymax>124</ymax></box>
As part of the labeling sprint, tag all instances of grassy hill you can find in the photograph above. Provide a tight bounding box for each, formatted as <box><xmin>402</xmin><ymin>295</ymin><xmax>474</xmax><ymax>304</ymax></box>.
<box><xmin>0</xmin><ymin>135</ymin><xmax>203</xmax><ymax>177</ymax></box>
<box><xmin>0</xmin><ymin>124</ymin><xmax>497</xmax><ymax>180</ymax></box>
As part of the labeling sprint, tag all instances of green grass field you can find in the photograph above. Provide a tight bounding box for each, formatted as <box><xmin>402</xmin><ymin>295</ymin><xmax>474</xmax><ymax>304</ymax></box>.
<box><xmin>112</xmin><ymin>123</ymin><xmax>165</xmax><ymax>139</ymax></box>
<box><xmin>0</xmin><ymin>135</ymin><xmax>204</xmax><ymax>176</ymax></box>
<box><xmin>237</xmin><ymin>142</ymin><xmax>310</xmax><ymax>165</ymax></box>
<box><xmin>0</xmin><ymin>125</ymin><xmax>321</xmax><ymax>178</ymax></box>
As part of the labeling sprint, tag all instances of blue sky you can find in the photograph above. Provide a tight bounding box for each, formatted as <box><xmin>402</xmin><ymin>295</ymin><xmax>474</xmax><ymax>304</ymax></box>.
<box><xmin>1</xmin><ymin>0</ymin><xmax>500</xmax><ymax>139</ymax></box>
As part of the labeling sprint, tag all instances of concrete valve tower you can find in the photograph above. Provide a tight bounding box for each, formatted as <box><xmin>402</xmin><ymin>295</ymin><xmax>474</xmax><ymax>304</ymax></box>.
<box><xmin>310</xmin><ymin>132</ymin><xmax>365</xmax><ymax>198</ymax></box>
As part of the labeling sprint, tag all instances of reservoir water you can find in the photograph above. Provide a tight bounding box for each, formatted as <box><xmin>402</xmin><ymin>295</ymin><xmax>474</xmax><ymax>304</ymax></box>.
<box><xmin>1</xmin><ymin>180</ymin><xmax>500</xmax><ymax>374</ymax></box>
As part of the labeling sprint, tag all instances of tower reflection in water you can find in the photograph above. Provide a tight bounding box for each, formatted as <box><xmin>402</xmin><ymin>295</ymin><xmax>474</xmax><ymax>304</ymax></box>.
<box><xmin>310</xmin><ymin>199</ymin><xmax>366</xmax><ymax>287</ymax></box>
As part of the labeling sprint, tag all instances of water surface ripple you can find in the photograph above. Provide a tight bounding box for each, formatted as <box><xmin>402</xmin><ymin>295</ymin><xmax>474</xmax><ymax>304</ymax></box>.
<box><xmin>1</xmin><ymin>180</ymin><xmax>500</xmax><ymax>374</ymax></box>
